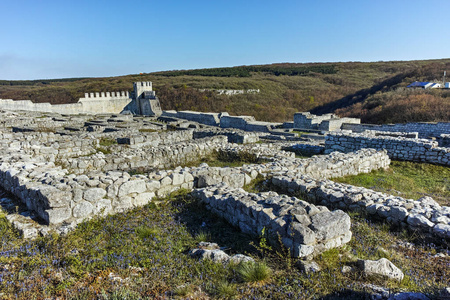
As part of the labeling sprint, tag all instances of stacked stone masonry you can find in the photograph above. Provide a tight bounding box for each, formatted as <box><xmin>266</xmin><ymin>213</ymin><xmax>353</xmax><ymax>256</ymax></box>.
<box><xmin>0</xmin><ymin>113</ymin><xmax>390</xmax><ymax>241</ymax></box>
<box><xmin>193</xmin><ymin>184</ymin><xmax>352</xmax><ymax>258</ymax></box>
<box><xmin>269</xmin><ymin>174</ymin><xmax>450</xmax><ymax>240</ymax></box>
<box><xmin>325</xmin><ymin>131</ymin><xmax>450</xmax><ymax>166</ymax></box>
<box><xmin>342</xmin><ymin>122</ymin><xmax>450</xmax><ymax>138</ymax></box>
<box><xmin>0</xmin><ymin>110</ymin><xmax>448</xmax><ymax>250</ymax></box>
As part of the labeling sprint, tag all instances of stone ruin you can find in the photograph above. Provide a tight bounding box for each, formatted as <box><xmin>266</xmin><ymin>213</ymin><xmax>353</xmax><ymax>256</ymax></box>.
<box><xmin>0</xmin><ymin>100</ymin><xmax>448</xmax><ymax>259</ymax></box>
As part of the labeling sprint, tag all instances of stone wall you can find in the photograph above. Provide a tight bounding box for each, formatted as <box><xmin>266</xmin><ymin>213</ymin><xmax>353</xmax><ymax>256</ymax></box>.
<box><xmin>193</xmin><ymin>184</ymin><xmax>352</xmax><ymax>258</ymax></box>
<box><xmin>0</xmin><ymin>122</ymin><xmax>390</xmax><ymax>231</ymax></box>
<box><xmin>325</xmin><ymin>131</ymin><xmax>450</xmax><ymax>166</ymax></box>
<box><xmin>161</xmin><ymin>110</ymin><xmax>222</xmax><ymax>126</ymax></box>
<box><xmin>341</xmin><ymin>122</ymin><xmax>450</xmax><ymax>138</ymax></box>
<box><xmin>220</xmin><ymin>115</ymin><xmax>256</xmax><ymax>130</ymax></box>
<box><xmin>0</xmin><ymin>94</ymin><xmax>132</xmax><ymax>115</ymax></box>
<box><xmin>270</xmin><ymin>174</ymin><xmax>450</xmax><ymax>240</ymax></box>
<box><xmin>318</xmin><ymin>117</ymin><xmax>360</xmax><ymax>131</ymax></box>
<box><xmin>293</xmin><ymin>112</ymin><xmax>360</xmax><ymax>131</ymax></box>
<box><xmin>439</xmin><ymin>134</ymin><xmax>450</xmax><ymax>147</ymax></box>
<box><xmin>294</xmin><ymin>112</ymin><xmax>336</xmax><ymax>129</ymax></box>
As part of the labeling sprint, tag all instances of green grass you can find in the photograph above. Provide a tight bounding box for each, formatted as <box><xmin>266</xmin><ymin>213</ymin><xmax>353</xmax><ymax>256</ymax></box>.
<box><xmin>333</xmin><ymin>160</ymin><xmax>450</xmax><ymax>206</ymax></box>
<box><xmin>237</xmin><ymin>261</ymin><xmax>272</xmax><ymax>284</ymax></box>
<box><xmin>182</xmin><ymin>149</ymin><xmax>268</xmax><ymax>169</ymax></box>
<box><xmin>0</xmin><ymin>189</ymin><xmax>448</xmax><ymax>299</ymax></box>
<box><xmin>98</xmin><ymin>137</ymin><xmax>118</xmax><ymax>147</ymax></box>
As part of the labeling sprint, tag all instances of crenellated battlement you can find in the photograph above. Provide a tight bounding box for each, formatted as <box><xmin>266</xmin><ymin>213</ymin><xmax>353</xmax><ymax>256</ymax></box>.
<box><xmin>134</xmin><ymin>81</ymin><xmax>152</xmax><ymax>88</ymax></box>
<box><xmin>83</xmin><ymin>91</ymin><xmax>130</xmax><ymax>99</ymax></box>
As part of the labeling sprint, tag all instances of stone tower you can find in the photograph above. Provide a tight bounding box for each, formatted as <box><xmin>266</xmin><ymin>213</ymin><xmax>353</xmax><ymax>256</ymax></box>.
<box><xmin>133</xmin><ymin>82</ymin><xmax>162</xmax><ymax>116</ymax></box>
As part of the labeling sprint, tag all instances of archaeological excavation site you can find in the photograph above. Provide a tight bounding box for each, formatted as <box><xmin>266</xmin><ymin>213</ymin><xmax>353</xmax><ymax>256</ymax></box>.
<box><xmin>0</xmin><ymin>82</ymin><xmax>449</xmax><ymax>299</ymax></box>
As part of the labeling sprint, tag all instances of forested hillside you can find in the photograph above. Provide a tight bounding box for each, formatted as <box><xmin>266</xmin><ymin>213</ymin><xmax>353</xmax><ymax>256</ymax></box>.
<box><xmin>0</xmin><ymin>59</ymin><xmax>449</xmax><ymax>124</ymax></box>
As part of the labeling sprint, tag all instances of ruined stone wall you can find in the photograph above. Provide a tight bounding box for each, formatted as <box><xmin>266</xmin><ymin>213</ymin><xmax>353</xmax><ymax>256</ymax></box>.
<box><xmin>341</xmin><ymin>122</ymin><xmax>450</xmax><ymax>138</ymax></box>
<box><xmin>325</xmin><ymin>132</ymin><xmax>450</xmax><ymax>166</ymax></box>
<box><xmin>270</xmin><ymin>174</ymin><xmax>450</xmax><ymax>240</ymax></box>
<box><xmin>161</xmin><ymin>110</ymin><xmax>222</xmax><ymax>126</ymax></box>
<box><xmin>318</xmin><ymin>118</ymin><xmax>360</xmax><ymax>131</ymax></box>
<box><xmin>0</xmin><ymin>125</ymin><xmax>390</xmax><ymax>231</ymax></box>
<box><xmin>193</xmin><ymin>185</ymin><xmax>352</xmax><ymax>258</ymax></box>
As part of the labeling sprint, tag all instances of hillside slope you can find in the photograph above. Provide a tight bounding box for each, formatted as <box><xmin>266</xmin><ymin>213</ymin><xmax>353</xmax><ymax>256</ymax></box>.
<box><xmin>0</xmin><ymin>59</ymin><xmax>449</xmax><ymax>124</ymax></box>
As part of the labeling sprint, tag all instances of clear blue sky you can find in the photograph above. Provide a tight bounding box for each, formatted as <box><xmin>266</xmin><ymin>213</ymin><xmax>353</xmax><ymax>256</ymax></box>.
<box><xmin>1</xmin><ymin>0</ymin><xmax>448</xmax><ymax>80</ymax></box>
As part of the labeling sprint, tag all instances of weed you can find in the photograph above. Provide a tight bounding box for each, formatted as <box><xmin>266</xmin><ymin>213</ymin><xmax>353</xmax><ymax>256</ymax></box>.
<box><xmin>194</xmin><ymin>230</ymin><xmax>211</xmax><ymax>243</ymax></box>
<box><xmin>135</xmin><ymin>225</ymin><xmax>160</xmax><ymax>240</ymax></box>
<box><xmin>213</xmin><ymin>280</ymin><xmax>237</xmax><ymax>299</ymax></box>
<box><xmin>237</xmin><ymin>261</ymin><xmax>272</xmax><ymax>284</ymax></box>
<box><xmin>98</xmin><ymin>137</ymin><xmax>117</xmax><ymax>147</ymax></box>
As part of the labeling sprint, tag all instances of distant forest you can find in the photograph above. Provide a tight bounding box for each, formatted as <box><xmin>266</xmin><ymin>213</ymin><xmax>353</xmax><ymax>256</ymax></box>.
<box><xmin>153</xmin><ymin>64</ymin><xmax>337</xmax><ymax>77</ymax></box>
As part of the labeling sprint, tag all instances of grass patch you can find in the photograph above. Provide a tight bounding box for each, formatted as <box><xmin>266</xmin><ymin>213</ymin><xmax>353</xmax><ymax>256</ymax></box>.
<box><xmin>98</xmin><ymin>137</ymin><xmax>117</xmax><ymax>147</ymax></box>
<box><xmin>333</xmin><ymin>160</ymin><xmax>450</xmax><ymax>206</ymax></box>
<box><xmin>182</xmin><ymin>149</ymin><xmax>269</xmax><ymax>169</ymax></box>
<box><xmin>138</xmin><ymin>128</ymin><xmax>158</xmax><ymax>133</ymax></box>
<box><xmin>237</xmin><ymin>261</ymin><xmax>272</xmax><ymax>284</ymax></box>
<box><xmin>0</xmin><ymin>189</ymin><xmax>447</xmax><ymax>299</ymax></box>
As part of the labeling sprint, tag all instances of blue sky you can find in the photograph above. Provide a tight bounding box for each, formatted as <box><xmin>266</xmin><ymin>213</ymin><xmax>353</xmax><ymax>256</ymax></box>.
<box><xmin>1</xmin><ymin>0</ymin><xmax>448</xmax><ymax>80</ymax></box>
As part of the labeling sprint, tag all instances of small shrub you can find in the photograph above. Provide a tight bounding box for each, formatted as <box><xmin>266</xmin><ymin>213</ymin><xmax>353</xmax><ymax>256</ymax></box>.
<box><xmin>214</xmin><ymin>280</ymin><xmax>237</xmax><ymax>299</ymax></box>
<box><xmin>195</xmin><ymin>230</ymin><xmax>211</xmax><ymax>243</ymax></box>
<box><xmin>135</xmin><ymin>226</ymin><xmax>160</xmax><ymax>240</ymax></box>
<box><xmin>237</xmin><ymin>261</ymin><xmax>272</xmax><ymax>283</ymax></box>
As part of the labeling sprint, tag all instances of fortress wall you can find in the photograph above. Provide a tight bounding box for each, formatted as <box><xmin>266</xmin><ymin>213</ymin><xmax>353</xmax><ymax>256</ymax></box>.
<box><xmin>342</xmin><ymin>122</ymin><xmax>450</xmax><ymax>138</ymax></box>
<box><xmin>0</xmin><ymin>99</ymin><xmax>54</xmax><ymax>112</ymax></box>
<box><xmin>0</xmin><ymin>94</ymin><xmax>133</xmax><ymax>115</ymax></box>
<box><xmin>79</xmin><ymin>97</ymin><xmax>132</xmax><ymax>114</ymax></box>
<box><xmin>325</xmin><ymin>132</ymin><xmax>450</xmax><ymax>166</ymax></box>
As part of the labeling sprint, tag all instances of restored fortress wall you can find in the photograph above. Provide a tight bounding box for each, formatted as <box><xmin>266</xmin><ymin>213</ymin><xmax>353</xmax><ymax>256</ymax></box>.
<box><xmin>0</xmin><ymin>91</ymin><xmax>132</xmax><ymax>115</ymax></box>
<box><xmin>0</xmin><ymin>82</ymin><xmax>162</xmax><ymax>116</ymax></box>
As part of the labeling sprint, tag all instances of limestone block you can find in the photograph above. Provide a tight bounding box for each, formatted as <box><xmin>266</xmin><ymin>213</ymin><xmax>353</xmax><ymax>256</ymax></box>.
<box><xmin>146</xmin><ymin>180</ymin><xmax>161</xmax><ymax>191</ymax></box>
<box><xmin>293</xmin><ymin>243</ymin><xmax>315</xmax><ymax>258</ymax></box>
<box><xmin>40</xmin><ymin>186</ymin><xmax>72</xmax><ymax>208</ymax></box>
<box><xmin>84</xmin><ymin>199</ymin><xmax>109</xmax><ymax>217</ymax></box>
<box><xmin>357</xmin><ymin>258</ymin><xmax>404</xmax><ymax>281</ymax></box>
<box><xmin>118</xmin><ymin>180</ymin><xmax>146</xmax><ymax>197</ymax></box>
<box><xmin>309</xmin><ymin>210</ymin><xmax>351</xmax><ymax>242</ymax></box>
<box><xmin>170</xmin><ymin>173</ymin><xmax>184</xmax><ymax>186</ymax></box>
<box><xmin>228</xmin><ymin>254</ymin><xmax>254</xmax><ymax>264</ymax></box>
<box><xmin>133</xmin><ymin>192</ymin><xmax>155</xmax><ymax>207</ymax></box>
<box><xmin>287</xmin><ymin>222</ymin><xmax>316</xmax><ymax>245</ymax></box>
<box><xmin>433</xmin><ymin>224</ymin><xmax>450</xmax><ymax>238</ymax></box>
<box><xmin>190</xmin><ymin>248</ymin><xmax>230</xmax><ymax>263</ymax></box>
<box><xmin>72</xmin><ymin>200</ymin><xmax>94</xmax><ymax>218</ymax></box>
<box><xmin>407</xmin><ymin>214</ymin><xmax>434</xmax><ymax>229</ymax></box>
<box><xmin>83</xmin><ymin>188</ymin><xmax>106</xmax><ymax>202</ymax></box>
<box><xmin>44</xmin><ymin>207</ymin><xmax>72</xmax><ymax>224</ymax></box>
<box><xmin>160</xmin><ymin>176</ymin><xmax>172</xmax><ymax>187</ymax></box>
<box><xmin>113</xmin><ymin>196</ymin><xmax>133</xmax><ymax>212</ymax></box>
